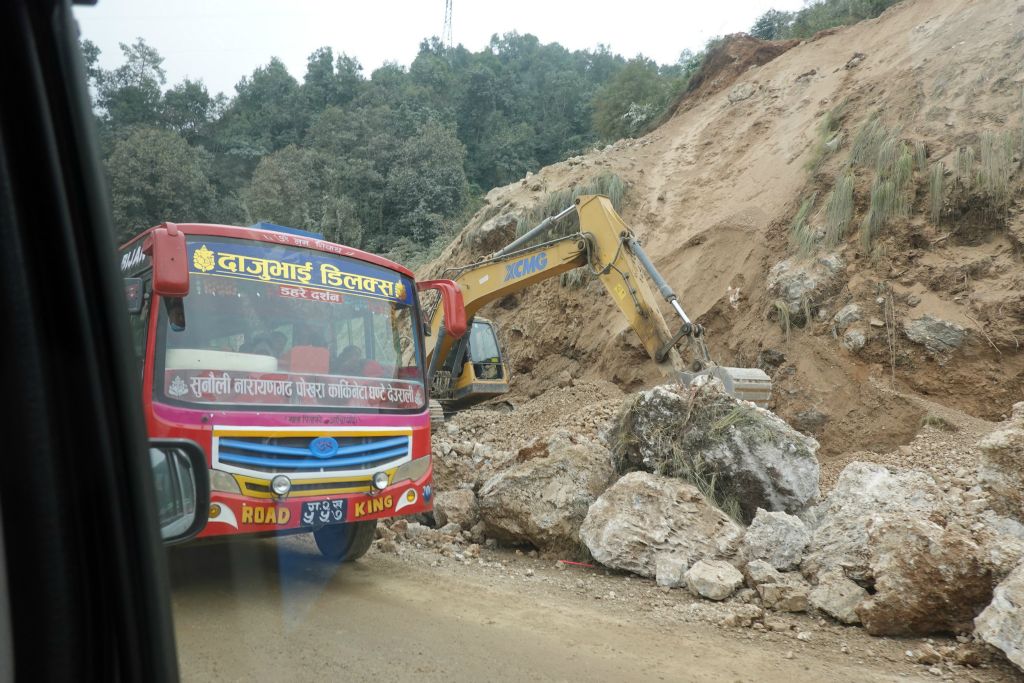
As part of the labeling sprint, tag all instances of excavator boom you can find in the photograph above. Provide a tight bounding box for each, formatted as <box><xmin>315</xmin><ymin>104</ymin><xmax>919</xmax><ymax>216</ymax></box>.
<box><xmin>424</xmin><ymin>195</ymin><xmax>771</xmax><ymax>409</ymax></box>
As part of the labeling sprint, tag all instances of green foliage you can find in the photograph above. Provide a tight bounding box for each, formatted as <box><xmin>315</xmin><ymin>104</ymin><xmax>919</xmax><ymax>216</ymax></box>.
<box><xmin>751</xmin><ymin>0</ymin><xmax>903</xmax><ymax>40</ymax></box>
<box><xmin>850</xmin><ymin>114</ymin><xmax>888</xmax><ymax>167</ymax></box>
<box><xmin>929</xmin><ymin>161</ymin><xmax>944</xmax><ymax>224</ymax></box>
<box><xmin>770</xmin><ymin>300</ymin><xmax>792</xmax><ymax>341</ymax></box>
<box><xmin>517</xmin><ymin>172</ymin><xmax>626</xmax><ymax>239</ymax></box>
<box><xmin>95</xmin><ymin>38</ymin><xmax>167</xmax><ymax>130</ymax></box>
<box><xmin>805</xmin><ymin>102</ymin><xmax>847</xmax><ymax>172</ymax></box>
<box><xmin>860</xmin><ymin>178</ymin><xmax>896</xmax><ymax>249</ymax></box>
<box><xmin>750</xmin><ymin>10</ymin><xmax>794</xmax><ymax>40</ymax></box>
<box><xmin>789</xmin><ymin>193</ymin><xmax>819</xmax><ymax>256</ymax></box>
<box><xmin>824</xmin><ymin>174</ymin><xmax>855</xmax><ymax>247</ymax></box>
<box><xmin>592</xmin><ymin>57</ymin><xmax>671</xmax><ymax>141</ymax></box>
<box><xmin>914</xmin><ymin>140</ymin><xmax>928</xmax><ymax>174</ymax></box>
<box><xmin>977</xmin><ymin>131</ymin><xmax>1014</xmax><ymax>207</ymax></box>
<box><xmin>106</xmin><ymin>127</ymin><xmax>216</xmax><ymax>243</ymax></box>
<box><xmin>956</xmin><ymin>145</ymin><xmax>975</xmax><ymax>190</ymax></box>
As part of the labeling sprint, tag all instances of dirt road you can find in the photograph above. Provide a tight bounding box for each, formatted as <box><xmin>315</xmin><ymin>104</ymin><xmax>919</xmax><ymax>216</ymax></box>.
<box><xmin>167</xmin><ymin>536</ymin><xmax>961</xmax><ymax>683</ymax></box>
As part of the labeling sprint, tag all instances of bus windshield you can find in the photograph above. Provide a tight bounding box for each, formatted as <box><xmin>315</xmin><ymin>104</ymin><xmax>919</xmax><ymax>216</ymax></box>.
<box><xmin>157</xmin><ymin>236</ymin><xmax>425</xmax><ymax>411</ymax></box>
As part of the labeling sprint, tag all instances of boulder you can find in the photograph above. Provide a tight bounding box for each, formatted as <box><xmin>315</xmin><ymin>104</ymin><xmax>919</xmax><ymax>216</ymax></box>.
<box><xmin>758</xmin><ymin>576</ymin><xmax>810</xmax><ymax>612</ymax></box>
<box><xmin>477</xmin><ymin>435</ymin><xmax>614</xmax><ymax>555</ymax></box>
<box><xmin>809</xmin><ymin>569</ymin><xmax>868</xmax><ymax>624</ymax></box>
<box><xmin>831</xmin><ymin>303</ymin><xmax>862</xmax><ymax>333</ymax></box>
<box><xmin>802</xmin><ymin>462</ymin><xmax>949</xmax><ymax>582</ymax></box>
<box><xmin>579</xmin><ymin>472</ymin><xmax>743</xmax><ymax>578</ymax></box>
<box><xmin>856</xmin><ymin>517</ymin><xmax>993</xmax><ymax>636</ymax></box>
<box><xmin>744</xmin><ymin>559</ymin><xmax>783</xmax><ymax>588</ymax></box>
<box><xmin>767</xmin><ymin>253</ymin><xmax>845</xmax><ymax>324</ymax></box>
<box><xmin>790</xmin><ymin>408</ymin><xmax>829</xmax><ymax>435</ymax></box>
<box><xmin>608</xmin><ymin>383</ymin><xmax>820</xmax><ymax>522</ymax></box>
<box><xmin>977</xmin><ymin>403</ymin><xmax>1024</xmax><ymax>521</ymax></box>
<box><xmin>903</xmin><ymin>314</ymin><xmax>967</xmax><ymax>354</ymax></box>
<box><xmin>468</xmin><ymin>212</ymin><xmax>518</xmax><ymax>254</ymax></box>
<box><xmin>432</xmin><ymin>489</ymin><xmax>478</xmax><ymax>530</ymax></box>
<box><xmin>974</xmin><ymin>561</ymin><xmax>1024</xmax><ymax>672</ymax></box>
<box><xmin>842</xmin><ymin>327</ymin><xmax>867</xmax><ymax>352</ymax></box>
<box><xmin>741</xmin><ymin>508</ymin><xmax>810</xmax><ymax>571</ymax></box>
<box><xmin>655</xmin><ymin>555</ymin><xmax>689</xmax><ymax>588</ymax></box>
<box><xmin>728</xmin><ymin>83</ymin><xmax>756</xmax><ymax>103</ymax></box>
<box><xmin>973</xmin><ymin>511</ymin><xmax>1024</xmax><ymax>581</ymax></box>
<box><xmin>685</xmin><ymin>559</ymin><xmax>744</xmax><ymax>600</ymax></box>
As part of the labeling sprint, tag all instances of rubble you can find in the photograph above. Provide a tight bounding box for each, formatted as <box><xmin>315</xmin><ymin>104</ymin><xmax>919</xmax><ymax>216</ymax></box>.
<box><xmin>685</xmin><ymin>559</ymin><xmax>744</xmax><ymax>601</ymax></box>
<box><xmin>476</xmin><ymin>434</ymin><xmax>614</xmax><ymax>555</ymax></box>
<box><xmin>974</xmin><ymin>561</ymin><xmax>1024</xmax><ymax>672</ymax></box>
<box><xmin>432</xmin><ymin>489</ymin><xmax>479</xmax><ymax>530</ymax></box>
<box><xmin>741</xmin><ymin>508</ymin><xmax>810</xmax><ymax>571</ymax></box>
<box><xmin>579</xmin><ymin>472</ymin><xmax>743</xmax><ymax>578</ymax></box>
<box><xmin>857</xmin><ymin>516</ymin><xmax>992</xmax><ymax>636</ymax></box>
<box><xmin>903</xmin><ymin>314</ymin><xmax>967</xmax><ymax>354</ymax></box>
<box><xmin>608</xmin><ymin>382</ymin><xmax>820</xmax><ymax>522</ymax></box>
<box><xmin>757</xmin><ymin>577</ymin><xmax>810</xmax><ymax>613</ymax></box>
<box><xmin>767</xmin><ymin>253</ymin><xmax>845</xmax><ymax>325</ymax></box>
<box><xmin>802</xmin><ymin>462</ymin><xmax>948</xmax><ymax>582</ymax></box>
<box><xmin>977</xmin><ymin>403</ymin><xmax>1024</xmax><ymax>521</ymax></box>
<box><xmin>808</xmin><ymin>569</ymin><xmax>867</xmax><ymax>625</ymax></box>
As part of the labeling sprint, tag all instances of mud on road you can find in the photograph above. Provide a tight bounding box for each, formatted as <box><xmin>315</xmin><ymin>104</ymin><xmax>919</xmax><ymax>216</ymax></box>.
<box><xmin>167</xmin><ymin>536</ymin><xmax>1013</xmax><ymax>683</ymax></box>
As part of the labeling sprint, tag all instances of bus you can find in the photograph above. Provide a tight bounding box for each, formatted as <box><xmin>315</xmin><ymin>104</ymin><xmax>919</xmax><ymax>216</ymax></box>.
<box><xmin>120</xmin><ymin>222</ymin><xmax>465</xmax><ymax>561</ymax></box>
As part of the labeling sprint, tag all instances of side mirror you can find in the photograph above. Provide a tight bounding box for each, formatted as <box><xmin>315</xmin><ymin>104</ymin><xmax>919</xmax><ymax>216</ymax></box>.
<box><xmin>149</xmin><ymin>438</ymin><xmax>209</xmax><ymax>545</ymax></box>
<box><xmin>143</xmin><ymin>223</ymin><xmax>189</xmax><ymax>298</ymax></box>
<box><xmin>417</xmin><ymin>279</ymin><xmax>467</xmax><ymax>339</ymax></box>
<box><xmin>124</xmin><ymin>277</ymin><xmax>143</xmax><ymax>315</ymax></box>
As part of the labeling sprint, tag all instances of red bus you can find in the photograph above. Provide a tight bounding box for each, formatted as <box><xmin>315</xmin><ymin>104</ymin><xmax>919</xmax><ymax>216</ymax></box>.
<box><xmin>120</xmin><ymin>222</ymin><xmax>464</xmax><ymax>561</ymax></box>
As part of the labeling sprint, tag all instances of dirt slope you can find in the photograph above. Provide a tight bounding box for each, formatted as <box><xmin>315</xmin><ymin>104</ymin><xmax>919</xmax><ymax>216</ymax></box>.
<box><xmin>426</xmin><ymin>0</ymin><xmax>1024</xmax><ymax>460</ymax></box>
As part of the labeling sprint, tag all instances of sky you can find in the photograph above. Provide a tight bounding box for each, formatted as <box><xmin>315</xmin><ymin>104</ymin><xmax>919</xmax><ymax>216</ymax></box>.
<box><xmin>74</xmin><ymin>0</ymin><xmax>807</xmax><ymax>97</ymax></box>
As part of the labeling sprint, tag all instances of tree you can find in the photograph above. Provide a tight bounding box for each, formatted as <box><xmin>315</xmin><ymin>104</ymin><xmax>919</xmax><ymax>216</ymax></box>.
<box><xmin>161</xmin><ymin>79</ymin><xmax>215</xmax><ymax>141</ymax></box>
<box><xmin>106</xmin><ymin>127</ymin><xmax>216</xmax><ymax>242</ymax></box>
<box><xmin>591</xmin><ymin>57</ymin><xmax>669</xmax><ymax>141</ymax></box>
<box><xmin>96</xmin><ymin>38</ymin><xmax>166</xmax><ymax>129</ymax></box>
<box><xmin>385</xmin><ymin>121</ymin><xmax>467</xmax><ymax>243</ymax></box>
<box><xmin>750</xmin><ymin>9</ymin><xmax>794</xmax><ymax>40</ymax></box>
<box><xmin>301</xmin><ymin>47</ymin><xmax>363</xmax><ymax>111</ymax></box>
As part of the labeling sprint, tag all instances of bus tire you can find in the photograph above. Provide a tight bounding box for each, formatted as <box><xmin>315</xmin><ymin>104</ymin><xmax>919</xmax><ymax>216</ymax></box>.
<box><xmin>429</xmin><ymin>399</ymin><xmax>445</xmax><ymax>431</ymax></box>
<box><xmin>313</xmin><ymin>521</ymin><xmax>376</xmax><ymax>562</ymax></box>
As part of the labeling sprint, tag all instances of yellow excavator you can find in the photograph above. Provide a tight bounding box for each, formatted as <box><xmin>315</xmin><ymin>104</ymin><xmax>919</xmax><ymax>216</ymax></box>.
<box><xmin>423</xmin><ymin>194</ymin><xmax>771</xmax><ymax>414</ymax></box>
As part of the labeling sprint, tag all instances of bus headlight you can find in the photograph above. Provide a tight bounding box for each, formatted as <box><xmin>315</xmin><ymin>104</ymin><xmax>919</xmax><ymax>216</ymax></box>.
<box><xmin>271</xmin><ymin>475</ymin><xmax>291</xmax><ymax>498</ymax></box>
<box><xmin>372</xmin><ymin>471</ymin><xmax>390</xmax><ymax>491</ymax></box>
<box><xmin>209</xmin><ymin>469</ymin><xmax>241</xmax><ymax>494</ymax></box>
<box><xmin>393</xmin><ymin>456</ymin><xmax>430</xmax><ymax>484</ymax></box>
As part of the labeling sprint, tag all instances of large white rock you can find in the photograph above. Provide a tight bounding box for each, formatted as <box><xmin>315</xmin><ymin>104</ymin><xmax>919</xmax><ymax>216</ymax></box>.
<box><xmin>809</xmin><ymin>569</ymin><xmax>868</xmax><ymax>624</ymax></box>
<box><xmin>857</xmin><ymin>516</ymin><xmax>993</xmax><ymax>636</ymax></box>
<box><xmin>579</xmin><ymin>472</ymin><xmax>743</xmax><ymax>578</ymax></box>
<box><xmin>685</xmin><ymin>559</ymin><xmax>744</xmax><ymax>601</ymax></box>
<box><xmin>802</xmin><ymin>462</ymin><xmax>949</xmax><ymax>582</ymax></box>
<box><xmin>477</xmin><ymin>435</ymin><xmax>613</xmax><ymax>555</ymax></box>
<box><xmin>608</xmin><ymin>383</ymin><xmax>820</xmax><ymax>522</ymax></box>
<box><xmin>975</xmin><ymin>561</ymin><xmax>1024</xmax><ymax>672</ymax></box>
<box><xmin>432</xmin><ymin>489</ymin><xmax>478</xmax><ymax>530</ymax></box>
<box><xmin>977</xmin><ymin>402</ymin><xmax>1024</xmax><ymax>521</ymax></box>
<box><xmin>741</xmin><ymin>508</ymin><xmax>810</xmax><ymax>571</ymax></box>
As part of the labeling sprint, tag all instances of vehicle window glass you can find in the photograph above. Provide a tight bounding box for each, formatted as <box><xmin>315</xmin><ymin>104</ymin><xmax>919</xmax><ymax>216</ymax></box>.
<box><xmin>159</xmin><ymin>237</ymin><xmax>425</xmax><ymax>411</ymax></box>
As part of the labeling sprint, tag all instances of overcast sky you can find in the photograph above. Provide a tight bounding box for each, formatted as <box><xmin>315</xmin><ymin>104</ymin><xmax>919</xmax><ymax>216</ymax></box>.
<box><xmin>74</xmin><ymin>0</ymin><xmax>806</xmax><ymax>97</ymax></box>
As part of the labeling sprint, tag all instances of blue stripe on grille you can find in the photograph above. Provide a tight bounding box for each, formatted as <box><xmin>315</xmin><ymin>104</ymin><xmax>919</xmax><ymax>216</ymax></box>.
<box><xmin>218</xmin><ymin>445</ymin><xmax>409</xmax><ymax>470</ymax></box>
<box><xmin>219</xmin><ymin>436</ymin><xmax>407</xmax><ymax>458</ymax></box>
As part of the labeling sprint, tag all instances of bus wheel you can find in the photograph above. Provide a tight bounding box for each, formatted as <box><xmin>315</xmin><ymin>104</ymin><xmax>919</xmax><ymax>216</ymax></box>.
<box><xmin>313</xmin><ymin>521</ymin><xmax>376</xmax><ymax>562</ymax></box>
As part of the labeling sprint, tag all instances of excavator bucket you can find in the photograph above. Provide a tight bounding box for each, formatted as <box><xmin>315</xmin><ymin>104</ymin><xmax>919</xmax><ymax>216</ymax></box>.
<box><xmin>680</xmin><ymin>365</ymin><xmax>773</xmax><ymax>409</ymax></box>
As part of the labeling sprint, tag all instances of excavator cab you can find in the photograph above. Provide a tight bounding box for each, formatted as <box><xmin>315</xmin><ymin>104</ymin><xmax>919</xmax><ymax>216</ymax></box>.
<box><xmin>432</xmin><ymin>317</ymin><xmax>510</xmax><ymax>410</ymax></box>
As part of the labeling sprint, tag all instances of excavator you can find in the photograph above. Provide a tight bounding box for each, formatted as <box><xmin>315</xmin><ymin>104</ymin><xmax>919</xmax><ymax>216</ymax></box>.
<box><xmin>423</xmin><ymin>194</ymin><xmax>771</xmax><ymax>415</ymax></box>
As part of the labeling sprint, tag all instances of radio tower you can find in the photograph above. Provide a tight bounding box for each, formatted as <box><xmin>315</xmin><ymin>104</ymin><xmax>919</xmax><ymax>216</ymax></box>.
<box><xmin>442</xmin><ymin>0</ymin><xmax>453</xmax><ymax>49</ymax></box>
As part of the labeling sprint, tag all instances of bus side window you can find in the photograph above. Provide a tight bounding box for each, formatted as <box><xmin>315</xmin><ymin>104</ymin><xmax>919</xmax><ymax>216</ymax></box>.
<box><xmin>128</xmin><ymin>280</ymin><xmax>151</xmax><ymax>374</ymax></box>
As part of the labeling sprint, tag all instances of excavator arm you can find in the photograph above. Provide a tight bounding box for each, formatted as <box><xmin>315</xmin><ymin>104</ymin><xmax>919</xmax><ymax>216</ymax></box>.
<box><xmin>424</xmin><ymin>194</ymin><xmax>771</xmax><ymax>409</ymax></box>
